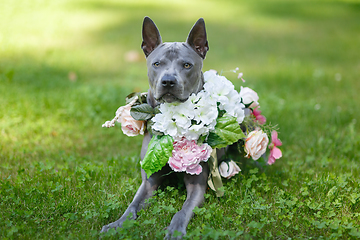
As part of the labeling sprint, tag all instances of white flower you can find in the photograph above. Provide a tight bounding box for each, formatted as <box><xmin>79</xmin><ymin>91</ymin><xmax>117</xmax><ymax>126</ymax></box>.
<box><xmin>173</xmin><ymin>111</ymin><xmax>192</xmax><ymax>129</ymax></box>
<box><xmin>193</xmin><ymin>92</ymin><xmax>218</xmax><ymax>125</ymax></box>
<box><xmin>227</xmin><ymin>89</ymin><xmax>242</xmax><ymax>105</ymax></box>
<box><xmin>239</xmin><ymin>86</ymin><xmax>259</xmax><ymax>109</ymax></box>
<box><xmin>233</xmin><ymin>103</ymin><xmax>245</xmax><ymax>123</ymax></box>
<box><xmin>152</xmin><ymin>113</ymin><xmax>171</xmax><ymax>133</ymax></box>
<box><xmin>152</xmin><ymin>107</ymin><xmax>184</xmax><ymax>138</ymax></box>
<box><xmin>203</xmin><ymin>73</ymin><xmax>235</xmax><ymax>108</ymax></box>
<box><xmin>203</xmin><ymin>70</ymin><xmax>218</xmax><ymax>84</ymax></box>
<box><xmin>173</xmin><ymin>100</ymin><xmax>195</xmax><ymax>119</ymax></box>
<box><xmin>244</xmin><ymin>129</ymin><xmax>269</xmax><ymax>160</ymax></box>
<box><xmin>152</xmin><ymin>100</ymin><xmax>193</xmax><ymax>138</ymax></box>
<box><xmin>203</xmin><ymin>71</ymin><xmax>245</xmax><ymax>124</ymax></box>
<box><xmin>219</xmin><ymin>160</ymin><xmax>241</xmax><ymax>179</ymax></box>
<box><xmin>158</xmin><ymin>102</ymin><xmax>176</xmax><ymax>116</ymax></box>
<box><xmin>223</xmin><ymin>90</ymin><xmax>245</xmax><ymax>124</ymax></box>
<box><xmin>186</xmin><ymin>123</ymin><xmax>208</xmax><ymax>140</ymax></box>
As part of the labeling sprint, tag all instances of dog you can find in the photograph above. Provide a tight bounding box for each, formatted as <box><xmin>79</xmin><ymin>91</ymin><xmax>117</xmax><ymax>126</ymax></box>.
<box><xmin>101</xmin><ymin>16</ymin><xmax>210</xmax><ymax>239</ymax></box>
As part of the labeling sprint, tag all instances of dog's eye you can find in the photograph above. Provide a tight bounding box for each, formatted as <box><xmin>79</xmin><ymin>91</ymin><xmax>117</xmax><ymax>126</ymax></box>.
<box><xmin>183</xmin><ymin>63</ymin><xmax>192</xmax><ymax>69</ymax></box>
<box><xmin>153</xmin><ymin>62</ymin><xmax>160</xmax><ymax>67</ymax></box>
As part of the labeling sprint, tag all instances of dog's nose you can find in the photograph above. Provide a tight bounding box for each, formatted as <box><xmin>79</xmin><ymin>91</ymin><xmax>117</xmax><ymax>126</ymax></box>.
<box><xmin>161</xmin><ymin>75</ymin><xmax>177</xmax><ymax>88</ymax></box>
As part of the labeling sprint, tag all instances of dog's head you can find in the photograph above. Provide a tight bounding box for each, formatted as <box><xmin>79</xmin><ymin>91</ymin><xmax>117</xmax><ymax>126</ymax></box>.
<box><xmin>141</xmin><ymin>17</ymin><xmax>209</xmax><ymax>107</ymax></box>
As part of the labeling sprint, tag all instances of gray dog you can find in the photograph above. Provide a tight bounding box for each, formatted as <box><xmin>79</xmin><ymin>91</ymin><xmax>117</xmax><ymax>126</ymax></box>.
<box><xmin>101</xmin><ymin>17</ymin><xmax>210</xmax><ymax>239</ymax></box>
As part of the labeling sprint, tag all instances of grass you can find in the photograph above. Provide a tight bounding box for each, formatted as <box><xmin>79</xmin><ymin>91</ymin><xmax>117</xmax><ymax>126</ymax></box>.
<box><xmin>1</xmin><ymin>0</ymin><xmax>360</xmax><ymax>239</ymax></box>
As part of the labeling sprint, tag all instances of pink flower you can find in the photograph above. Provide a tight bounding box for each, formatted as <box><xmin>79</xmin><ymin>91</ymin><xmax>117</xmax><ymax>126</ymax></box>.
<box><xmin>118</xmin><ymin>104</ymin><xmax>145</xmax><ymax>136</ymax></box>
<box><xmin>168</xmin><ymin>138</ymin><xmax>212</xmax><ymax>175</ymax></box>
<box><xmin>268</xmin><ymin>131</ymin><xmax>282</xmax><ymax>165</ymax></box>
<box><xmin>252</xmin><ymin>107</ymin><xmax>266</xmax><ymax>125</ymax></box>
<box><xmin>244</xmin><ymin>129</ymin><xmax>269</xmax><ymax>160</ymax></box>
<box><xmin>237</xmin><ymin>72</ymin><xmax>245</xmax><ymax>83</ymax></box>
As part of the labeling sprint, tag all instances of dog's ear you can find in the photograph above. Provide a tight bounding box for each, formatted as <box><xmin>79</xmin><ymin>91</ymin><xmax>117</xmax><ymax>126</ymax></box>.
<box><xmin>186</xmin><ymin>18</ymin><xmax>209</xmax><ymax>59</ymax></box>
<box><xmin>141</xmin><ymin>17</ymin><xmax>162</xmax><ymax>57</ymax></box>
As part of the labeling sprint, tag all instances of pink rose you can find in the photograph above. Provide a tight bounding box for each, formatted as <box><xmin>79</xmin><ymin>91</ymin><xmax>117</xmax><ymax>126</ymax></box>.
<box><xmin>239</xmin><ymin>87</ymin><xmax>259</xmax><ymax>109</ymax></box>
<box><xmin>244</xmin><ymin>129</ymin><xmax>269</xmax><ymax>160</ymax></box>
<box><xmin>268</xmin><ymin>131</ymin><xmax>282</xmax><ymax>165</ymax></box>
<box><xmin>219</xmin><ymin>160</ymin><xmax>241</xmax><ymax>179</ymax></box>
<box><xmin>168</xmin><ymin>138</ymin><xmax>212</xmax><ymax>175</ymax></box>
<box><xmin>117</xmin><ymin>104</ymin><xmax>145</xmax><ymax>137</ymax></box>
<box><xmin>252</xmin><ymin>107</ymin><xmax>266</xmax><ymax>125</ymax></box>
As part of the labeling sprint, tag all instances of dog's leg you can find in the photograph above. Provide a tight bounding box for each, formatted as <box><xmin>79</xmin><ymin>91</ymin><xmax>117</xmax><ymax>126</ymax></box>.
<box><xmin>165</xmin><ymin>162</ymin><xmax>210</xmax><ymax>239</ymax></box>
<box><xmin>101</xmin><ymin>132</ymin><xmax>167</xmax><ymax>233</ymax></box>
<box><xmin>100</xmin><ymin>167</ymin><xmax>168</xmax><ymax>232</ymax></box>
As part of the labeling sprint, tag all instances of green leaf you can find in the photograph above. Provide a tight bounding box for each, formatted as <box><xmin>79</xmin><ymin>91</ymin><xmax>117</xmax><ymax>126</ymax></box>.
<box><xmin>125</xmin><ymin>92</ymin><xmax>147</xmax><ymax>104</ymax></box>
<box><xmin>130</xmin><ymin>103</ymin><xmax>156</xmax><ymax>121</ymax></box>
<box><xmin>125</xmin><ymin>92</ymin><xmax>138</xmax><ymax>102</ymax></box>
<box><xmin>207</xmin><ymin>132</ymin><xmax>227</xmax><ymax>148</ymax></box>
<box><xmin>243</xmin><ymin>101</ymin><xmax>254</xmax><ymax>109</ymax></box>
<box><xmin>206</xmin><ymin>114</ymin><xmax>245</xmax><ymax>148</ymax></box>
<box><xmin>141</xmin><ymin>135</ymin><xmax>174</xmax><ymax>177</ymax></box>
<box><xmin>349</xmin><ymin>228</ymin><xmax>360</xmax><ymax>238</ymax></box>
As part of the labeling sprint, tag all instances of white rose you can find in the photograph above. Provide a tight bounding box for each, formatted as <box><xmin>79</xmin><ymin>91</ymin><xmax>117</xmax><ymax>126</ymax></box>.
<box><xmin>219</xmin><ymin>160</ymin><xmax>241</xmax><ymax>179</ymax></box>
<box><xmin>239</xmin><ymin>86</ymin><xmax>259</xmax><ymax>109</ymax></box>
<box><xmin>244</xmin><ymin>129</ymin><xmax>269</xmax><ymax>160</ymax></box>
<box><xmin>118</xmin><ymin>104</ymin><xmax>145</xmax><ymax>136</ymax></box>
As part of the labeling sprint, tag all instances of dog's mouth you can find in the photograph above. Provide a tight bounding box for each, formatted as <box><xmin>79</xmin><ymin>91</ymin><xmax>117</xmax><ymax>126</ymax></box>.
<box><xmin>156</xmin><ymin>93</ymin><xmax>187</xmax><ymax>103</ymax></box>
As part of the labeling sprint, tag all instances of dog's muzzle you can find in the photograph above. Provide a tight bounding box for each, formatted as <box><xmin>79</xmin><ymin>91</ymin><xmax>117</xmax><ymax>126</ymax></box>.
<box><xmin>161</xmin><ymin>74</ymin><xmax>177</xmax><ymax>88</ymax></box>
<box><xmin>156</xmin><ymin>74</ymin><xmax>187</xmax><ymax>103</ymax></box>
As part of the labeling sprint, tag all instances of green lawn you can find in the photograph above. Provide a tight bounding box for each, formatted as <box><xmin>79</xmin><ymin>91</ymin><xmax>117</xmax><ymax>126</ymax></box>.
<box><xmin>1</xmin><ymin>0</ymin><xmax>360</xmax><ymax>239</ymax></box>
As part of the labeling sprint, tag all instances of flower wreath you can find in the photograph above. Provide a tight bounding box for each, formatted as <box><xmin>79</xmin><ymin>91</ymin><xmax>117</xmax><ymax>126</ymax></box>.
<box><xmin>103</xmin><ymin>70</ymin><xmax>282</xmax><ymax>197</ymax></box>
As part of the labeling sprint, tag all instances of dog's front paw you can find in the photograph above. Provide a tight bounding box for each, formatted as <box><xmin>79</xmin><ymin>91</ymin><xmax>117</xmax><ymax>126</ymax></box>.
<box><xmin>165</xmin><ymin>223</ymin><xmax>186</xmax><ymax>240</ymax></box>
<box><xmin>100</xmin><ymin>221</ymin><xmax>122</xmax><ymax>233</ymax></box>
<box><xmin>164</xmin><ymin>230</ymin><xmax>185</xmax><ymax>240</ymax></box>
<box><xmin>100</xmin><ymin>224</ymin><xmax>110</xmax><ymax>233</ymax></box>
<box><xmin>101</xmin><ymin>208</ymin><xmax>138</xmax><ymax>233</ymax></box>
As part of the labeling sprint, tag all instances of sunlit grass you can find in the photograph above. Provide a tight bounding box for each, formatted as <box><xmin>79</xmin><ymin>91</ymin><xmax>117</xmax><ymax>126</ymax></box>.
<box><xmin>1</xmin><ymin>0</ymin><xmax>360</xmax><ymax>239</ymax></box>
